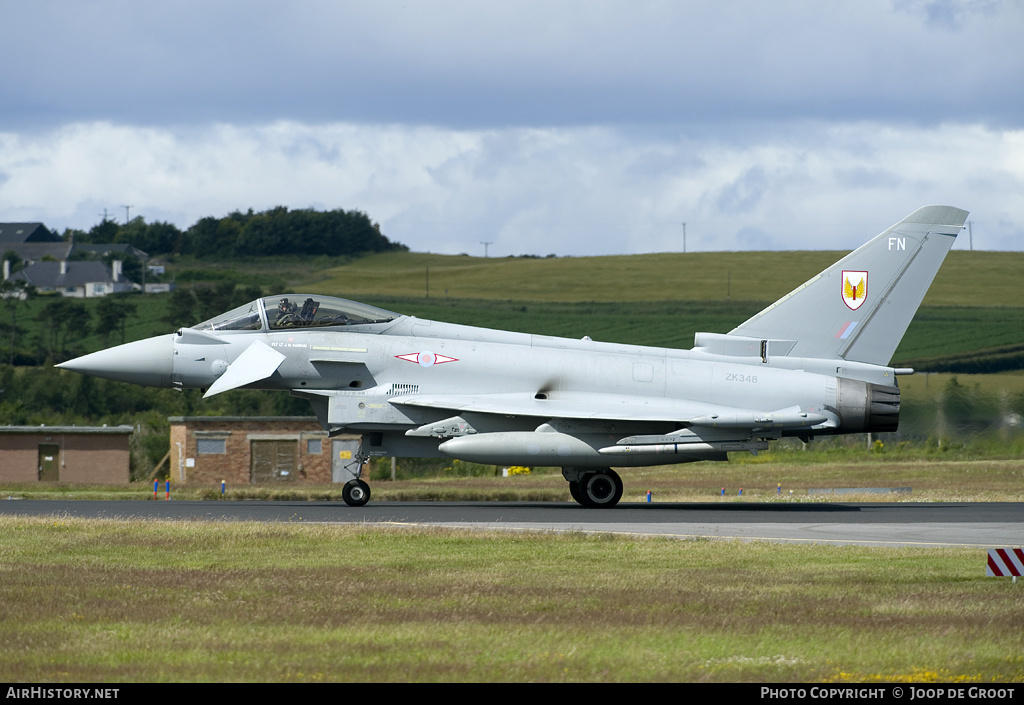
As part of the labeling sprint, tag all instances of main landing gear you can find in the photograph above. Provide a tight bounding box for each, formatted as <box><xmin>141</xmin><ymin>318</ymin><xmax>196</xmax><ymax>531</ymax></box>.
<box><xmin>563</xmin><ymin>467</ymin><xmax>623</xmax><ymax>508</ymax></box>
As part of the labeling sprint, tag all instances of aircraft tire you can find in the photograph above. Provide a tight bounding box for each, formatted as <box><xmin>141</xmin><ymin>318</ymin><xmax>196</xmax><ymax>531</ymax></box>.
<box><xmin>342</xmin><ymin>479</ymin><xmax>371</xmax><ymax>507</ymax></box>
<box><xmin>578</xmin><ymin>469</ymin><xmax>623</xmax><ymax>508</ymax></box>
<box><xmin>568</xmin><ymin>481</ymin><xmax>581</xmax><ymax>503</ymax></box>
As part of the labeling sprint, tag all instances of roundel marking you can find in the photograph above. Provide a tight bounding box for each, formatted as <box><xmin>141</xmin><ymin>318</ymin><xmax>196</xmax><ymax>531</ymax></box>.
<box><xmin>395</xmin><ymin>351</ymin><xmax>459</xmax><ymax>367</ymax></box>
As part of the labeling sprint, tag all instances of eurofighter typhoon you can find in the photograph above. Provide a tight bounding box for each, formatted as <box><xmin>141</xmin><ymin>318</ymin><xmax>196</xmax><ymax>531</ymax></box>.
<box><xmin>59</xmin><ymin>206</ymin><xmax>968</xmax><ymax>507</ymax></box>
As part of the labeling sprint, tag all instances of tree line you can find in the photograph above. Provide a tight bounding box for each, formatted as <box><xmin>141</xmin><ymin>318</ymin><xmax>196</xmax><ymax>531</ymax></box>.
<box><xmin>0</xmin><ymin>281</ymin><xmax>266</xmax><ymax>367</ymax></box>
<box><xmin>68</xmin><ymin>206</ymin><xmax>406</xmax><ymax>258</ymax></box>
<box><xmin>0</xmin><ymin>283</ymin><xmax>312</xmax><ymax>478</ymax></box>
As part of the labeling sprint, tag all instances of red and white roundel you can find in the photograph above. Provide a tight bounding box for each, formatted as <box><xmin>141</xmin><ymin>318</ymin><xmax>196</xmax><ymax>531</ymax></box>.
<box><xmin>841</xmin><ymin>270</ymin><xmax>868</xmax><ymax>310</ymax></box>
<box><xmin>395</xmin><ymin>351</ymin><xmax>458</xmax><ymax>367</ymax></box>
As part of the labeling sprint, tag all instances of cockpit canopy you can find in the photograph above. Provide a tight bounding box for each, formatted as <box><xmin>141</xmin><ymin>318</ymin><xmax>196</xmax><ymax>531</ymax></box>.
<box><xmin>193</xmin><ymin>295</ymin><xmax>400</xmax><ymax>333</ymax></box>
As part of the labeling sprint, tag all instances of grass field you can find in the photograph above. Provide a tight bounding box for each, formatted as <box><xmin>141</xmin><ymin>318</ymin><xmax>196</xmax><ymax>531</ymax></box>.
<box><xmin>2</xmin><ymin>517</ymin><xmax>1022</xmax><ymax>683</ymax></box>
<box><xmin>5</xmin><ymin>451</ymin><xmax>1024</xmax><ymax>503</ymax></box>
<box><xmin>310</xmin><ymin>249</ymin><xmax>1023</xmax><ymax>307</ymax></box>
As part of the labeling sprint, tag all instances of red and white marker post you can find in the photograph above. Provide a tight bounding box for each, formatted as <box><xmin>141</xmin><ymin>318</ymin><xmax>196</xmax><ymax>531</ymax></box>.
<box><xmin>986</xmin><ymin>548</ymin><xmax>1024</xmax><ymax>580</ymax></box>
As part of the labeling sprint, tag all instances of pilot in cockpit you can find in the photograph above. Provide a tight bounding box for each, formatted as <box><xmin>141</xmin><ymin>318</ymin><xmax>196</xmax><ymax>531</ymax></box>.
<box><xmin>277</xmin><ymin>297</ymin><xmax>297</xmax><ymax>318</ymax></box>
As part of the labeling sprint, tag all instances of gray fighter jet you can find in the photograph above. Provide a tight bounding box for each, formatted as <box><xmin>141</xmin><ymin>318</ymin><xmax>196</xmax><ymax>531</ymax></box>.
<box><xmin>58</xmin><ymin>205</ymin><xmax>968</xmax><ymax>507</ymax></box>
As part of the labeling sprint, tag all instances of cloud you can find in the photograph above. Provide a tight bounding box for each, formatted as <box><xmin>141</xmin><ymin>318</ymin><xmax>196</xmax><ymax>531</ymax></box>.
<box><xmin>2</xmin><ymin>1</ymin><xmax>1022</xmax><ymax>129</ymax></box>
<box><xmin>1</xmin><ymin>120</ymin><xmax>1020</xmax><ymax>255</ymax></box>
<box><xmin>895</xmin><ymin>0</ymin><xmax>1002</xmax><ymax>30</ymax></box>
<box><xmin>1</xmin><ymin>3</ymin><xmax>1019</xmax><ymax>256</ymax></box>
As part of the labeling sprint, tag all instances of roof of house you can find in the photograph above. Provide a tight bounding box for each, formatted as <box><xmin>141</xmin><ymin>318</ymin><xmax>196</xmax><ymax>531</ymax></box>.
<box><xmin>0</xmin><ymin>425</ymin><xmax>134</xmax><ymax>435</ymax></box>
<box><xmin>3</xmin><ymin>238</ymin><xmax>148</xmax><ymax>265</ymax></box>
<box><xmin>11</xmin><ymin>260</ymin><xmax>124</xmax><ymax>289</ymax></box>
<box><xmin>0</xmin><ymin>223</ymin><xmax>59</xmax><ymax>244</ymax></box>
<box><xmin>5</xmin><ymin>242</ymin><xmax>75</xmax><ymax>262</ymax></box>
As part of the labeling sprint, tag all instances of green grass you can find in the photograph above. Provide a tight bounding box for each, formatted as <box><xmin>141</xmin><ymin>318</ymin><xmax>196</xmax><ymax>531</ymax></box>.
<box><xmin>4</xmin><ymin>449</ymin><xmax>1024</xmax><ymax>503</ymax></box>
<box><xmin>309</xmin><ymin>249</ymin><xmax>1021</xmax><ymax>306</ymax></box>
<box><xmin>894</xmin><ymin>308</ymin><xmax>1024</xmax><ymax>368</ymax></box>
<box><xmin>1</xmin><ymin>517</ymin><xmax>1021</xmax><ymax>683</ymax></box>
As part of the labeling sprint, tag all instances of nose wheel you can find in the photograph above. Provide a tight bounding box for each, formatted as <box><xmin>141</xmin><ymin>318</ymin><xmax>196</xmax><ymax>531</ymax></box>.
<box><xmin>342</xmin><ymin>479</ymin><xmax>371</xmax><ymax>507</ymax></box>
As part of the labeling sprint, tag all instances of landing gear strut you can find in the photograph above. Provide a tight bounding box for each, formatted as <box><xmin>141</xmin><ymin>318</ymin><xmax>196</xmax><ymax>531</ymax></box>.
<box><xmin>341</xmin><ymin>450</ymin><xmax>371</xmax><ymax>507</ymax></box>
<box><xmin>562</xmin><ymin>467</ymin><xmax>623</xmax><ymax>508</ymax></box>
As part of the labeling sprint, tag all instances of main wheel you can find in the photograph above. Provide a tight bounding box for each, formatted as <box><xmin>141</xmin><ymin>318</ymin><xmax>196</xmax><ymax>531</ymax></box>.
<box><xmin>568</xmin><ymin>481</ymin><xmax>581</xmax><ymax>503</ymax></box>
<box><xmin>578</xmin><ymin>469</ymin><xmax>623</xmax><ymax>508</ymax></box>
<box><xmin>342</xmin><ymin>479</ymin><xmax>371</xmax><ymax>507</ymax></box>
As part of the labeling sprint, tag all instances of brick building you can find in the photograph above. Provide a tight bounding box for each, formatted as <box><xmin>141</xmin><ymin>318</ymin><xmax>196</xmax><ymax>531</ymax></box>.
<box><xmin>168</xmin><ymin>416</ymin><xmax>363</xmax><ymax>485</ymax></box>
<box><xmin>0</xmin><ymin>425</ymin><xmax>133</xmax><ymax>483</ymax></box>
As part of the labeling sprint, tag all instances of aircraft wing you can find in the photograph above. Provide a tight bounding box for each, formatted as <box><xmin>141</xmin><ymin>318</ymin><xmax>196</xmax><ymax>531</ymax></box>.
<box><xmin>390</xmin><ymin>392</ymin><xmax>827</xmax><ymax>429</ymax></box>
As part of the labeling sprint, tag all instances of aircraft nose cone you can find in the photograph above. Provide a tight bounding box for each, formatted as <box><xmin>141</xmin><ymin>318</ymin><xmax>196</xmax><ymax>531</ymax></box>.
<box><xmin>57</xmin><ymin>334</ymin><xmax>175</xmax><ymax>387</ymax></box>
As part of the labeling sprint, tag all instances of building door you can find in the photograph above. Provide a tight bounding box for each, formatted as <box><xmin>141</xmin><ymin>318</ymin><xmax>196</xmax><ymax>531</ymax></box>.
<box><xmin>38</xmin><ymin>444</ymin><xmax>60</xmax><ymax>481</ymax></box>
<box><xmin>250</xmin><ymin>440</ymin><xmax>297</xmax><ymax>483</ymax></box>
<box><xmin>332</xmin><ymin>439</ymin><xmax>362</xmax><ymax>482</ymax></box>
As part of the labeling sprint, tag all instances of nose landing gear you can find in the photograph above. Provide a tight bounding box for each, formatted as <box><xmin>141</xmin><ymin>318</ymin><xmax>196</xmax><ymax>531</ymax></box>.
<box><xmin>342</xmin><ymin>478</ymin><xmax>371</xmax><ymax>507</ymax></box>
<box><xmin>340</xmin><ymin>450</ymin><xmax>371</xmax><ymax>507</ymax></box>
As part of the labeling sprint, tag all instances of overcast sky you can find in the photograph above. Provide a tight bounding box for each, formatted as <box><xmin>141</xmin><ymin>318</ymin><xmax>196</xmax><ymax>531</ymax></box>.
<box><xmin>1</xmin><ymin>0</ymin><xmax>1021</xmax><ymax>255</ymax></box>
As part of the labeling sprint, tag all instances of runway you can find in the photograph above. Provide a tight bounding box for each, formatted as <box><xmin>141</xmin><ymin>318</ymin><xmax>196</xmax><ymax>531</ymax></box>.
<box><xmin>2</xmin><ymin>499</ymin><xmax>1022</xmax><ymax>547</ymax></box>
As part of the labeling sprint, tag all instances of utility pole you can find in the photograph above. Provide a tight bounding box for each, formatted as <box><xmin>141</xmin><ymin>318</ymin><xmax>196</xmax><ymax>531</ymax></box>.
<box><xmin>682</xmin><ymin>223</ymin><xmax>686</xmax><ymax>253</ymax></box>
<box><xmin>480</xmin><ymin>241</ymin><xmax>493</xmax><ymax>257</ymax></box>
<box><xmin>121</xmin><ymin>205</ymin><xmax>134</xmax><ymax>224</ymax></box>
<box><xmin>967</xmin><ymin>221</ymin><xmax>973</xmax><ymax>251</ymax></box>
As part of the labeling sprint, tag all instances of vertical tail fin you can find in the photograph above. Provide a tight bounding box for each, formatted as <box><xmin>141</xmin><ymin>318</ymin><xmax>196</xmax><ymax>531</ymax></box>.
<box><xmin>729</xmin><ymin>205</ymin><xmax>968</xmax><ymax>365</ymax></box>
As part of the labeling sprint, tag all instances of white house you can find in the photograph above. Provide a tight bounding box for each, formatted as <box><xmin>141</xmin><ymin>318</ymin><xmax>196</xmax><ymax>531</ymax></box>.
<box><xmin>6</xmin><ymin>259</ymin><xmax>140</xmax><ymax>298</ymax></box>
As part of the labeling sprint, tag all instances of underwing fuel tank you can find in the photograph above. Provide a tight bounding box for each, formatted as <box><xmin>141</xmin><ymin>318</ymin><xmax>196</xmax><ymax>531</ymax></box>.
<box><xmin>438</xmin><ymin>431</ymin><xmax>757</xmax><ymax>467</ymax></box>
<box><xmin>438</xmin><ymin>431</ymin><xmax>605</xmax><ymax>467</ymax></box>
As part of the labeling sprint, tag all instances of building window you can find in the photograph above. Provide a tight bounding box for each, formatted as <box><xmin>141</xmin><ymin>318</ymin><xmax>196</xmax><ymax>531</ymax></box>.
<box><xmin>197</xmin><ymin>438</ymin><xmax>226</xmax><ymax>454</ymax></box>
<box><xmin>307</xmin><ymin>439</ymin><xmax>322</xmax><ymax>454</ymax></box>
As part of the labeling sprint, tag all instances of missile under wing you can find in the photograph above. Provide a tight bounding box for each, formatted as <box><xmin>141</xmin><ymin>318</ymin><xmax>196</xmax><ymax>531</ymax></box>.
<box><xmin>58</xmin><ymin>206</ymin><xmax>968</xmax><ymax>507</ymax></box>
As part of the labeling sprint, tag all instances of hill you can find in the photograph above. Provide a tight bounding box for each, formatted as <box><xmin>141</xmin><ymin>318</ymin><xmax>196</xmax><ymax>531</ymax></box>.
<box><xmin>310</xmin><ymin>249</ymin><xmax>1020</xmax><ymax>307</ymax></box>
<box><xmin>305</xmin><ymin>249</ymin><xmax>1023</xmax><ymax>370</ymax></box>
